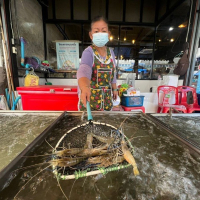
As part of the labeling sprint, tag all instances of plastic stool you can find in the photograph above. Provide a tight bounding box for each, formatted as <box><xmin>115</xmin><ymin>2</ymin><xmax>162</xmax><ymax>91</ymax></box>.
<box><xmin>177</xmin><ymin>86</ymin><xmax>200</xmax><ymax>113</ymax></box>
<box><xmin>122</xmin><ymin>106</ymin><xmax>145</xmax><ymax>113</ymax></box>
<box><xmin>157</xmin><ymin>85</ymin><xmax>187</xmax><ymax>113</ymax></box>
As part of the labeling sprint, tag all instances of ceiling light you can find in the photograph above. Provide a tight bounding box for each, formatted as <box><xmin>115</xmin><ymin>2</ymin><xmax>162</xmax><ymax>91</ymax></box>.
<box><xmin>109</xmin><ymin>36</ymin><xmax>113</xmax><ymax>41</ymax></box>
<box><xmin>169</xmin><ymin>27</ymin><xmax>174</xmax><ymax>31</ymax></box>
<box><xmin>159</xmin><ymin>39</ymin><xmax>161</xmax><ymax>42</ymax></box>
<box><xmin>124</xmin><ymin>30</ymin><xmax>127</xmax><ymax>41</ymax></box>
<box><xmin>132</xmin><ymin>40</ymin><xmax>135</xmax><ymax>44</ymax></box>
<box><xmin>178</xmin><ymin>24</ymin><xmax>186</xmax><ymax>28</ymax></box>
<box><xmin>170</xmin><ymin>38</ymin><xmax>174</xmax><ymax>42</ymax></box>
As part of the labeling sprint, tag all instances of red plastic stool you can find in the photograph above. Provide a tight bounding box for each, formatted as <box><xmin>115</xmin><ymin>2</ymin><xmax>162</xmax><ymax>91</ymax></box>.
<box><xmin>122</xmin><ymin>106</ymin><xmax>145</xmax><ymax>113</ymax></box>
<box><xmin>157</xmin><ymin>85</ymin><xmax>187</xmax><ymax>113</ymax></box>
<box><xmin>177</xmin><ymin>86</ymin><xmax>200</xmax><ymax>113</ymax></box>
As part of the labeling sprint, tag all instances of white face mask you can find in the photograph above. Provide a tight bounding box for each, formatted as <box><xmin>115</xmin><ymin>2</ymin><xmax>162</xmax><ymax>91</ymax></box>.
<box><xmin>92</xmin><ymin>33</ymin><xmax>109</xmax><ymax>47</ymax></box>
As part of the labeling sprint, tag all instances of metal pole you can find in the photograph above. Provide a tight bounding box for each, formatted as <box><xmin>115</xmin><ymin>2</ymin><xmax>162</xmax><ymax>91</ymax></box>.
<box><xmin>150</xmin><ymin>26</ymin><xmax>157</xmax><ymax>79</ymax></box>
<box><xmin>117</xmin><ymin>25</ymin><xmax>121</xmax><ymax>75</ymax></box>
<box><xmin>123</xmin><ymin>0</ymin><xmax>126</xmax><ymax>22</ymax></box>
<box><xmin>188</xmin><ymin>14</ymin><xmax>200</xmax><ymax>85</ymax></box>
<box><xmin>81</xmin><ymin>24</ymin><xmax>84</xmax><ymax>54</ymax></box>
<box><xmin>106</xmin><ymin>0</ymin><xmax>109</xmax><ymax>19</ymax></box>
<box><xmin>186</xmin><ymin>0</ymin><xmax>200</xmax><ymax>85</ymax></box>
<box><xmin>2</xmin><ymin>0</ymin><xmax>19</xmax><ymax>89</ymax></box>
<box><xmin>70</xmin><ymin>0</ymin><xmax>74</xmax><ymax>20</ymax></box>
<box><xmin>52</xmin><ymin>0</ymin><xmax>56</xmax><ymax>19</ymax></box>
<box><xmin>140</xmin><ymin>0</ymin><xmax>144</xmax><ymax>23</ymax></box>
<box><xmin>42</xmin><ymin>2</ymin><xmax>48</xmax><ymax>60</ymax></box>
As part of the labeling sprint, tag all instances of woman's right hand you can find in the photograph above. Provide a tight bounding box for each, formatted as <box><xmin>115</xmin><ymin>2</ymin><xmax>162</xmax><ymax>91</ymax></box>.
<box><xmin>80</xmin><ymin>86</ymin><xmax>91</xmax><ymax>107</ymax></box>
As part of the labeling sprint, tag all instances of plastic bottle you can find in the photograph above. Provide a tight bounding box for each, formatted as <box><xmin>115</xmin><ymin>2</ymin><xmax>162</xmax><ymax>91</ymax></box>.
<box><xmin>158</xmin><ymin>74</ymin><xmax>162</xmax><ymax>86</ymax></box>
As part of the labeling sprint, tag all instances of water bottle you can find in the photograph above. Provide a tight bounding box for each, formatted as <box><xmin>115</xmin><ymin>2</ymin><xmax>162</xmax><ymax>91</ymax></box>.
<box><xmin>158</xmin><ymin>74</ymin><xmax>162</xmax><ymax>87</ymax></box>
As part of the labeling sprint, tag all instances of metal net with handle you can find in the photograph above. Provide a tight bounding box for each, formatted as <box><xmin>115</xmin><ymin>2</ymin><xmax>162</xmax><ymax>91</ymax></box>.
<box><xmin>52</xmin><ymin>120</ymin><xmax>135</xmax><ymax>180</ymax></box>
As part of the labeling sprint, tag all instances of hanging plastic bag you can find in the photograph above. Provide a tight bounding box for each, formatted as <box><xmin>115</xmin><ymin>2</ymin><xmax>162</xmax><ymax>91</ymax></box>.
<box><xmin>0</xmin><ymin>95</ymin><xmax>9</xmax><ymax>110</ymax></box>
<box><xmin>24</xmin><ymin>69</ymin><xmax>39</xmax><ymax>86</ymax></box>
<box><xmin>173</xmin><ymin>43</ymin><xmax>189</xmax><ymax>76</ymax></box>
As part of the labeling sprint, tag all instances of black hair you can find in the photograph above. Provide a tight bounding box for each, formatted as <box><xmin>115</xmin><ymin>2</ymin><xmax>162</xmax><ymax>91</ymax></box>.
<box><xmin>90</xmin><ymin>16</ymin><xmax>109</xmax><ymax>31</ymax></box>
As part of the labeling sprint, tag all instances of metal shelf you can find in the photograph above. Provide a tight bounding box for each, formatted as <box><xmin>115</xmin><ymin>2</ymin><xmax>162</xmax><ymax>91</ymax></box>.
<box><xmin>18</xmin><ymin>67</ymin><xmax>50</xmax><ymax>74</ymax></box>
<box><xmin>54</xmin><ymin>69</ymin><xmax>77</xmax><ymax>73</ymax></box>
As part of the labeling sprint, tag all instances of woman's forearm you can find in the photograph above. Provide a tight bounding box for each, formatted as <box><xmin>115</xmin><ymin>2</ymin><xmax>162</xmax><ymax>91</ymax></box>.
<box><xmin>111</xmin><ymin>83</ymin><xmax>117</xmax><ymax>90</ymax></box>
<box><xmin>78</xmin><ymin>77</ymin><xmax>91</xmax><ymax>107</ymax></box>
<box><xmin>78</xmin><ymin>77</ymin><xmax>91</xmax><ymax>91</ymax></box>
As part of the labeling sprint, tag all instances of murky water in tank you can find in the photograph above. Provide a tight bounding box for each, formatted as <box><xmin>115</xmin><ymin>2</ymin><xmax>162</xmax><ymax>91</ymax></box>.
<box><xmin>156</xmin><ymin>116</ymin><xmax>200</xmax><ymax>146</ymax></box>
<box><xmin>0</xmin><ymin>114</ymin><xmax>200</xmax><ymax>200</ymax></box>
<box><xmin>0</xmin><ymin>114</ymin><xmax>58</xmax><ymax>171</ymax></box>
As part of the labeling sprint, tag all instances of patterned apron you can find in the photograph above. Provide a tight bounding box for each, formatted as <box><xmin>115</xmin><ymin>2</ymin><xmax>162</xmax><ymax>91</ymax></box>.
<box><xmin>79</xmin><ymin>45</ymin><xmax>116</xmax><ymax>111</ymax></box>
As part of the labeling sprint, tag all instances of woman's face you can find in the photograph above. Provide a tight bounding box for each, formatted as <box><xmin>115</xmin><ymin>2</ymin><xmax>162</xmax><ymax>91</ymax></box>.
<box><xmin>89</xmin><ymin>20</ymin><xmax>110</xmax><ymax>40</ymax></box>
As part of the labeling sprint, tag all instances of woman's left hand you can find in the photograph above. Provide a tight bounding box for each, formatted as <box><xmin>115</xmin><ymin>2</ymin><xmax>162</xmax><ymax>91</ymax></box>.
<box><xmin>113</xmin><ymin>91</ymin><xmax>118</xmax><ymax>101</ymax></box>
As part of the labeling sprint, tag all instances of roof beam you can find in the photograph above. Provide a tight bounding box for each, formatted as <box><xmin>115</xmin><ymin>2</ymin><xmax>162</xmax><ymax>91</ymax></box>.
<box><xmin>106</xmin><ymin>0</ymin><xmax>109</xmax><ymax>19</ymax></box>
<box><xmin>123</xmin><ymin>0</ymin><xmax>126</xmax><ymax>22</ymax></box>
<box><xmin>55</xmin><ymin>24</ymin><xmax>69</xmax><ymax>40</ymax></box>
<box><xmin>154</xmin><ymin>0</ymin><xmax>160</xmax><ymax>23</ymax></box>
<box><xmin>88</xmin><ymin>0</ymin><xmax>91</xmax><ymax>20</ymax></box>
<box><xmin>46</xmin><ymin>19</ymin><xmax>155</xmax><ymax>27</ymax></box>
<box><xmin>156</xmin><ymin>0</ymin><xmax>187</xmax><ymax>27</ymax></box>
<box><xmin>52</xmin><ymin>0</ymin><xmax>56</xmax><ymax>19</ymax></box>
<box><xmin>140</xmin><ymin>0</ymin><xmax>144</xmax><ymax>23</ymax></box>
<box><xmin>70</xmin><ymin>0</ymin><xmax>74</xmax><ymax>20</ymax></box>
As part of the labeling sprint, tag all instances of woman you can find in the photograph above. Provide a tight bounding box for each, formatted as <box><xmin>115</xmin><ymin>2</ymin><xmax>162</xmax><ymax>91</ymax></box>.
<box><xmin>77</xmin><ymin>16</ymin><xmax>118</xmax><ymax>111</ymax></box>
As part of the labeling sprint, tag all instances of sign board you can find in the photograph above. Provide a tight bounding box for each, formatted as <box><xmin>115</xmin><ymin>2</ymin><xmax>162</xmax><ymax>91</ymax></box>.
<box><xmin>162</xmin><ymin>75</ymin><xmax>179</xmax><ymax>87</ymax></box>
<box><xmin>55</xmin><ymin>40</ymin><xmax>80</xmax><ymax>70</ymax></box>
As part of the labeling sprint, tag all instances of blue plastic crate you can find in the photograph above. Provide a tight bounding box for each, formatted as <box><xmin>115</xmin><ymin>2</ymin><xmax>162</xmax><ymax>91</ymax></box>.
<box><xmin>121</xmin><ymin>96</ymin><xmax>145</xmax><ymax>107</ymax></box>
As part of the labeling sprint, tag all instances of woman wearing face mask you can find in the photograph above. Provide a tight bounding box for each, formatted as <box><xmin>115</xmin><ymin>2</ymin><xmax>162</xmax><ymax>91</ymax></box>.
<box><xmin>77</xmin><ymin>16</ymin><xmax>118</xmax><ymax>111</ymax></box>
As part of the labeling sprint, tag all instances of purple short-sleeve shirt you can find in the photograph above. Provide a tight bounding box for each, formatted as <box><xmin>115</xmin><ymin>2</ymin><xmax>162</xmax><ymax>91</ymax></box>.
<box><xmin>77</xmin><ymin>46</ymin><xmax>117</xmax><ymax>84</ymax></box>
